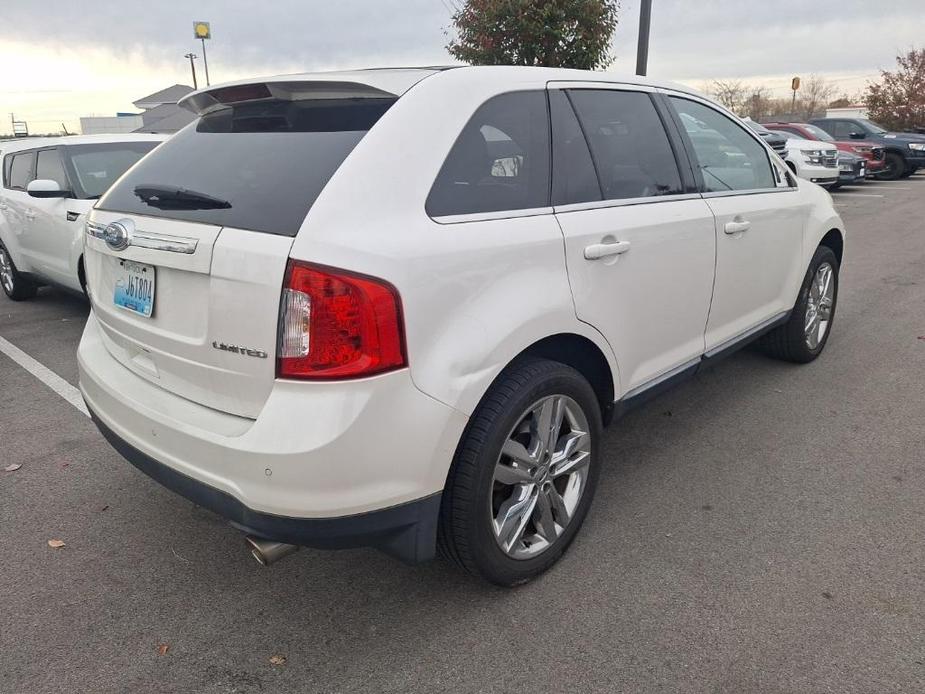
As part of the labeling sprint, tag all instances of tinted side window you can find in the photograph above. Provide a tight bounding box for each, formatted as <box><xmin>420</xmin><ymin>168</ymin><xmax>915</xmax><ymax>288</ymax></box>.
<box><xmin>550</xmin><ymin>90</ymin><xmax>601</xmax><ymax>206</ymax></box>
<box><xmin>427</xmin><ymin>91</ymin><xmax>551</xmax><ymax>217</ymax></box>
<box><xmin>568</xmin><ymin>89</ymin><xmax>682</xmax><ymax>201</ymax></box>
<box><xmin>669</xmin><ymin>97</ymin><xmax>775</xmax><ymax>193</ymax></box>
<box><xmin>830</xmin><ymin>121</ymin><xmax>855</xmax><ymax>139</ymax></box>
<box><xmin>36</xmin><ymin>149</ymin><xmax>69</xmax><ymax>190</ymax></box>
<box><xmin>9</xmin><ymin>152</ymin><xmax>35</xmax><ymax>190</ymax></box>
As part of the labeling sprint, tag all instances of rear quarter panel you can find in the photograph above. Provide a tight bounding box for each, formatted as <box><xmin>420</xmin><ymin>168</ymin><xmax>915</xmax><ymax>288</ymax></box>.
<box><xmin>287</xmin><ymin>69</ymin><xmax>620</xmax><ymax>416</ymax></box>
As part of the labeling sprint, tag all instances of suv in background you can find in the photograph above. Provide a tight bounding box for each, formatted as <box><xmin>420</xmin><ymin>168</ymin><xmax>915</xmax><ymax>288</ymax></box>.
<box><xmin>810</xmin><ymin>117</ymin><xmax>925</xmax><ymax>180</ymax></box>
<box><xmin>78</xmin><ymin>67</ymin><xmax>845</xmax><ymax>586</ymax></box>
<box><xmin>764</xmin><ymin>121</ymin><xmax>885</xmax><ymax>177</ymax></box>
<box><xmin>0</xmin><ymin>134</ymin><xmax>165</xmax><ymax>300</ymax></box>
<box><xmin>762</xmin><ymin>128</ymin><xmax>839</xmax><ymax>187</ymax></box>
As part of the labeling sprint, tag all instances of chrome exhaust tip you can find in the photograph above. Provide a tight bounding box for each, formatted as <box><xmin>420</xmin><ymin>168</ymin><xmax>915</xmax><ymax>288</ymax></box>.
<box><xmin>244</xmin><ymin>536</ymin><xmax>301</xmax><ymax>566</ymax></box>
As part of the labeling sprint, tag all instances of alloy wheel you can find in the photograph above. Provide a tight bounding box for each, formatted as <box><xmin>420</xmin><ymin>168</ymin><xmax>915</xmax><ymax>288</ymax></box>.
<box><xmin>490</xmin><ymin>394</ymin><xmax>591</xmax><ymax>559</ymax></box>
<box><xmin>0</xmin><ymin>247</ymin><xmax>13</xmax><ymax>294</ymax></box>
<box><xmin>805</xmin><ymin>262</ymin><xmax>835</xmax><ymax>350</ymax></box>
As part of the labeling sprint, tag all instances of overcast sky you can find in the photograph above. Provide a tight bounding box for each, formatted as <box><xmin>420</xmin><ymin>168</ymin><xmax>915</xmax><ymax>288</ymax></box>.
<box><xmin>1</xmin><ymin>0</ymin><xmax>921</xmax><ymax>134</ymax></box>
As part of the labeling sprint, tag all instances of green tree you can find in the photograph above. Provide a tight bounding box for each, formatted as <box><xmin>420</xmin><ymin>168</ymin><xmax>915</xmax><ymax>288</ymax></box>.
<box><xmin>865</xmin><ymin>49</ymin><xmax>925</xmax><ymax>131</ymax></box>
<box><xmin>447</xmin><ymin>0</ymin><xmax>621</xmax><ymax>70</ymax></box>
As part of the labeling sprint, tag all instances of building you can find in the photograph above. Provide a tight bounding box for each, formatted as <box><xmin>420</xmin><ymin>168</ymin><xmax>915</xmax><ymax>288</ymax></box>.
<box><xmin>131</xmin><ymin>84</ymin><xmax>197</xmax><ymax>134</ymax></box>
<box><xmin>78</xmin><ymin>84</ymin><xmax>197</xmax><ymax>135</ymax></box>
<box><xmin>80</xmin><ymin>114</ymin><xmax>144</xmax><ymax>135</ymax></box>
<box><xmin>825</xmin><ymin>105</ymin><xmax>869</xmax><ymax>119</ymax></box>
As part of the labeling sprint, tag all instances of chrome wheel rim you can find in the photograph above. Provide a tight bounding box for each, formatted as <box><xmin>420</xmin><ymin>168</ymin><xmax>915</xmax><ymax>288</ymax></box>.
<box><xmin>805</xmin><ymin>262</ymin><xmax>835</xmax><ymax>350</ymax></box>
<box><xmin>0</xmin><ymin>247</ymin><xmax>13</xmax><ymax>294</ymax></box>
<box><xmin>490</xmin><ymin>394</ymin><xmax>591</xmax><ymax>560</ymax></box>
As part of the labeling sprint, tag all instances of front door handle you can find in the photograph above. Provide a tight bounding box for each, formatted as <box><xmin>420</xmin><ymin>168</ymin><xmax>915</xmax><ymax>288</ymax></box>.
<box><xmin>0</xmin><ymin>203</ymin><xmax>7</xmax><ymax>211</ymax></box>
<box><xmin>584</xmin><ymin>240</ymin><xmax>631</xmax><ymax>260</ymax></box>
<box><xmin>724</xmin><ymin>219</ymin><xmax>751</xmax><ymax>234</ymax></box>
<box><xmin>24</xmin><ymin>211</ymin><xmax>36</xmax><ymax>221</ymax></box>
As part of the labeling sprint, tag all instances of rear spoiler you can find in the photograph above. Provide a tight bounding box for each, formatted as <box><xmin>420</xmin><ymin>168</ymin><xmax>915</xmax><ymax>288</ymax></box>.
<box><xmin>179</xmin><ymin>80</ymin><xmax>399</xmax><ymax>116</ymax></box>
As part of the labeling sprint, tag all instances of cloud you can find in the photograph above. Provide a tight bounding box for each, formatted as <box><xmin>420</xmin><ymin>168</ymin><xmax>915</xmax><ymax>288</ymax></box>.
<box><xmin>0</xmin><ymin>0</ymin><xmax>921</xmax><ymax>133</ymax></box>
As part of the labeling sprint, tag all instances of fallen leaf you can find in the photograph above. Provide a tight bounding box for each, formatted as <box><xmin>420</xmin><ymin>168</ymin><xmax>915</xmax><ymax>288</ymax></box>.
<box><xmin>100</xmin><ymin>505</ymin><xmax>109</xmax><ymax>512</ymax></box>
<box><xmin>269</xmin><ymin>655</ymin><xmax>287</xmax><ymax>666</ymax></box>
<box><xmin>61</xmin><ymin>463</ymin><xmax>69</xmax><ymax>469</ymax></box>
<box><xmin>156</xmin><ymin>644</ymin><xmax>170</xmax><ymax>656</ymax></box>
<box><xmin>918</xmin><ymin>336</ymin><xmax>925</xmax><ymax>341</ymax></box>
<box><xmin>47</xmin><ymin>539</ymin><xmax>65</xmax><ymax>549</ymax></box>
<box><xmin>4</xmin><ymin>463</ymin><xmax>22</xmax><ymax>472</ymax></box>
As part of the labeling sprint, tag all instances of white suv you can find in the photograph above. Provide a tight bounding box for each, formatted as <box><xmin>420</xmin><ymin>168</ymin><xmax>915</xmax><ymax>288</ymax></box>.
<box><xmin>0</xmin><ymin>134</ymin><xmax>165</xmax><ymax>299</ymax></box>
<box><xmin>78</xmin><ymin>67</ymin><xmax>845</xmax><ymax>586</ymax></box>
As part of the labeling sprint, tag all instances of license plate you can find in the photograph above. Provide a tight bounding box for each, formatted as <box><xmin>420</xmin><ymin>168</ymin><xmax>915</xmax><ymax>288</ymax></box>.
<box><xmin>114</xmin><ymin>260</ymin><xmax>155</xmax><ymax>317</ymax></box>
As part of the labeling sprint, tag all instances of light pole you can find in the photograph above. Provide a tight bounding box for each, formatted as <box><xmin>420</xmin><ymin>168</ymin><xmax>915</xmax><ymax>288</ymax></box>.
<box><xmin>636</xmin><ymin>0</ymin><xmax>653</xmax><ymax>76</ymax></box>
<box><xmin>184</xmin><ymin>53</ymin><xmax>198</xmax><ymax>89</ymax></box>
<box><xmin>193</xmin><ymin>22</ymin><xmax>212</xmax><ymax>86</ymax></box>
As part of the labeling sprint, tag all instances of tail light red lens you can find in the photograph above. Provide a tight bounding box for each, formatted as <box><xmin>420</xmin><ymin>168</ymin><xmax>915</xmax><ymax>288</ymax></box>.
<box><xmin>277</xmin><ymin>261</ymin><xmax>406</xmax><ymax>380</ymax></box>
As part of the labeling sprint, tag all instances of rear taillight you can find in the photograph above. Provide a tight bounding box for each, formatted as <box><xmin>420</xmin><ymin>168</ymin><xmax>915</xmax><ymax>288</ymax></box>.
<box><xmin>277</xmin><ymin>261</ymin><xmax>406</xmax><ymax>380</ymax></box>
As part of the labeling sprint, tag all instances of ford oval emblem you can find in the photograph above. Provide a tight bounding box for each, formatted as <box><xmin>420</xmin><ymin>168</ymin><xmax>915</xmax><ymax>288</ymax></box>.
<box><xmin>103</xmin><ymin>219</ymin><xmax>133</xmax><ymax>252</ymax></box>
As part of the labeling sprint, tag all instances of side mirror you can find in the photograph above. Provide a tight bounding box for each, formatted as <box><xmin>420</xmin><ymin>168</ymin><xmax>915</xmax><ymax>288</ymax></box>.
<box><xmin>27</xmin><ymin>179</ymin><xmax>69</xmax><ymax>198</ymax></box>
<box><xmin>849</xmin><ymin>131</ymin><xmax>866</xmax><ymax>140</ymax></box>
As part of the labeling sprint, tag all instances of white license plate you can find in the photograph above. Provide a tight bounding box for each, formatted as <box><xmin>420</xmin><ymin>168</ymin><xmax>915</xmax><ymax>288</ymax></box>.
<box><xmin>114</xmin><ymin>260</ymin><xmax>155</xmax><ymax>317</ymax></box>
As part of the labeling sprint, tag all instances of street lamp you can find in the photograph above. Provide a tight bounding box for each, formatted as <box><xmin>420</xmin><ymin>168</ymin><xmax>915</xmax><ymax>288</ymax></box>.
<box><xmin>184</xmin><ymin>52</ymin><xmax>199</xmax><ymax>89</ymax></box>
<box><xmin>636</xmin><ymin>0</ymin><xmax>653</xmax><ymax>77</ymax></box>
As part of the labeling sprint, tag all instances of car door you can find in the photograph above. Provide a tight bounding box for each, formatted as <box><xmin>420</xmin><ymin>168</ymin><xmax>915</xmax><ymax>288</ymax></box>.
<box><xmin>2</xmin><ymin>150</ymin><xmax>37</xmax><ymax>270</ymax></box>
<box><xmin>550</xmin><ymin>85</ymin><xmax>717</xmax><ymax>396</ymax></box>
<box><xmin>664</xmin><ymin>94</ymin><xmax>807</xmax><ymax>353</ymax></box>
<box><xmin>27</xmin><ymin>147</ymin><xmax>80</xmax><ymax>286</ymax></box>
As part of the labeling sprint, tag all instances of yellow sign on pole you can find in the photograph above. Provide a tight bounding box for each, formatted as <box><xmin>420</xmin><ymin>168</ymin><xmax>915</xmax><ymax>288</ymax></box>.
<box><xmin>791</xmin><ymin>76</ymin><xmax>801</xmax><ymax>91</ymax></box>
<box><xmin>193</xmin><ymin>21</ymin><xmax>211</xmax><ymax>40</ymax></box>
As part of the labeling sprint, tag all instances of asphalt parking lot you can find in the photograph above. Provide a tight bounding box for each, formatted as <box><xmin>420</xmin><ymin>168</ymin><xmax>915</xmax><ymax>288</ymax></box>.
<box><xmin>2</xmin><ymin>175</ymin><xmax>924</xmax><ymax>694</ymax></box>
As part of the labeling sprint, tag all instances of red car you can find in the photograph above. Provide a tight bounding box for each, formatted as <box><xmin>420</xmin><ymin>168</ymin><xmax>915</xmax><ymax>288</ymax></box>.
<box><xmin>763</xmin><ymin>121</ymin><xmax>886</xmax><ymax>175</ymax></box>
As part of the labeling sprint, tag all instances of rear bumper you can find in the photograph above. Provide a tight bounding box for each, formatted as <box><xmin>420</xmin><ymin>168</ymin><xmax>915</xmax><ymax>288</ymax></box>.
<box><xmin>89</xmin><ymin>410</ymin><xmax>442</xmax><ymax>563</ymax></box>
<box><xmin>78</xmin><ymin>312</ymin><xmax>468</xmax><ymax>560</ymax></box>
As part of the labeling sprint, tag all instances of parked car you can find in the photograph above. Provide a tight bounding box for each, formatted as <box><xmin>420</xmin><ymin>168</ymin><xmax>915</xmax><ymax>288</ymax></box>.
<box><xmin>834</xmin><ymin>150</ymin><xmax>869</xmax><ymax>186</ymax></box>
<box><xmin>809</xmin><ymin>117</ymin><xmax>925</xmax><ymax>180</ymax></box>
<box><xmin>763</xmin><ymin>130</ymin><xmax>840</xmax><ymax>187</ymax></box>
<box><xmin>78</xmin><ymin>67</ymin><xmax>845</xmax><ymax>586</ymax></box>
<box><xmin>763</xmin><ymin>121</ymin><xmax>885</xmax><ymax>176</ymax></box>
<box><xmin>0</xmin><ymin>134</ymin><xmax>165</xmax><ymax>300</ymax></box>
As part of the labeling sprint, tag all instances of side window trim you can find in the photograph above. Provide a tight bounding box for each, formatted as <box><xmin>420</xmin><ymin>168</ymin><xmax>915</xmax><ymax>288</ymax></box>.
<box><xmin>660</xmin><ymin>90</ymin><xmax>782</xmax><ymax>196</ymax></box>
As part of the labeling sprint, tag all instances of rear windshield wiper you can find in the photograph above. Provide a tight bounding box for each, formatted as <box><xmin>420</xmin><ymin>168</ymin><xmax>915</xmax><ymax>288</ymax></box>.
<box><xmin>133</xmin><ymin>184</ymin><xmax>231</xmax><ymax>210</ymax></box>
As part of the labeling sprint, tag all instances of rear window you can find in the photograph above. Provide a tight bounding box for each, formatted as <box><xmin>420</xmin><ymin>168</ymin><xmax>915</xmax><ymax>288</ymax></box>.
<box><xmin>97</xmin><ymin>98</ymin><xmax>395</xmax><ymax>236</ymax></box>
<box><xmin>64</xmin><ymin>142</ymin><xmax>160</xmax><ymax>199</ymax></box>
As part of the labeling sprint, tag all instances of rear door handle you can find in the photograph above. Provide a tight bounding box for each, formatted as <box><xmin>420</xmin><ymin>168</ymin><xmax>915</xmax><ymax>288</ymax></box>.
<box><xmin>724</xmin><ymin>220</ymin><xmax>751</xmax><ymax>234</ymax></box>
<box><xmin>584</xmin><ymin>240</ymin><xmax>631</xmax><ymax>260</ymax></box>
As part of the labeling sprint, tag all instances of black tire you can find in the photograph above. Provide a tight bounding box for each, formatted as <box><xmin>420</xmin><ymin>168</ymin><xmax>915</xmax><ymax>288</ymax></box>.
<box><xmin>876</xmin><ymin>152</ymin><xmax>906</xmax><ymax>181</ymax></box>
<box><xmin>828</xmin><ymin>181</ymin><xmax>842</xmax><ymax>190</ymax></box>
<box><xmin>437</xmin><ymin>358</ymin><xmax>602</xmax><ymax>586</ymax></box>
<box><xmin>0</xmin><ymin>242</ymin><xmax>38</xmax><ymax>301</ymax></box>
<box><xmin>757</xmin><ymin>245</ymin><xmax>839</xmax><ymax>363</ymax></box>
<box><xmin>899</xmin><ymin>168</ymin><xmax>913</xmax><ymax>179</ymax></box>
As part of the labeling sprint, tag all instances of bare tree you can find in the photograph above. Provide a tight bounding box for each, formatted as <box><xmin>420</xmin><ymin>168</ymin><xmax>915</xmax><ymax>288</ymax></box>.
<box><xmin>800</xmin><ymin>74</ymin><xmax>836</xmax><ymax>120</ymax></box>
<box><xmin>708</xmin><ymin>80</ymin><xmax>750</xmax><ymax>113</ymax></box>
<box><xmin>743</xmin><ymin>86</ymin><xmax>774</xmax><ymax>121</ymax></box>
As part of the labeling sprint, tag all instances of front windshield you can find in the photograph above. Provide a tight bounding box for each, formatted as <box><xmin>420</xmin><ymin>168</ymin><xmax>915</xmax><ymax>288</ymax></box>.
<box><xmin>64</xmin><ymin>142</ymin><xmax>160</xmax><ymax>199</ymax></box>
<box><xmin>858</xmin><ymin>119</ymin><xmax>887</xmax><ymax>134</ymax></box>
<box><xmin>803</xmin><ymin>124</ymin><xmax>834</xmax><ymax>142</ymax></box>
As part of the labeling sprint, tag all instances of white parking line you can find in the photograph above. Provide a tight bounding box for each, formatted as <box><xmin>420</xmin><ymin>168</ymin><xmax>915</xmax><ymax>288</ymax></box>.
<box><xmin>0</xmin><ymin>335</ymin><xmax>88</xmax><ymax>417</ymax></box>
<box><xmin>833</xmin><ymin>193</ymin><xmax>885</xmax><ymax>198</ymax></box>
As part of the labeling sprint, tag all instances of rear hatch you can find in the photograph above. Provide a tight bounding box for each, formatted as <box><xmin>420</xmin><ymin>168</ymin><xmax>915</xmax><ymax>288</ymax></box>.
<box><xmin>85</xmin><ymin>75</ymin><xmax>417</xmax><ymax>418</ymax></box>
